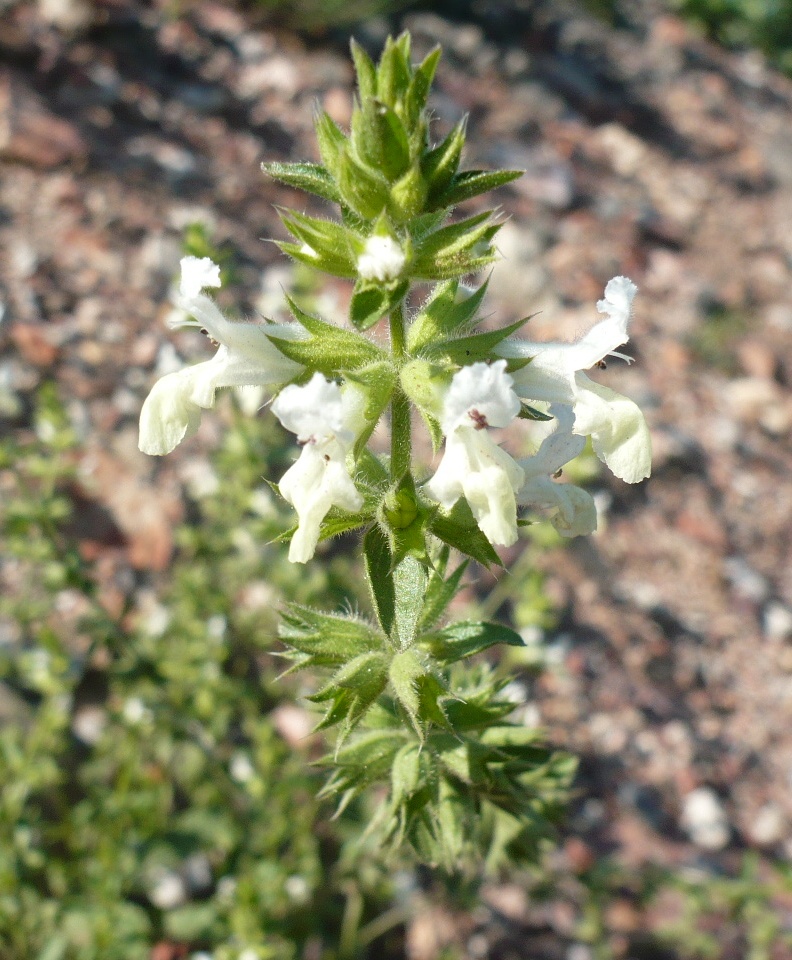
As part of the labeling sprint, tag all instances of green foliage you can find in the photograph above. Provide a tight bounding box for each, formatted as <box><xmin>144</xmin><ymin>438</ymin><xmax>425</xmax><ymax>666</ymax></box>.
<box><xmin>323</xmin><ymin>665</ymin><xmax>576</xmax><ymax>872</ymax></box>
<box><xmin>182</xmin><ymin>221</ymin><xmax>239</xmax><ymax>287</ymax></box>
<box><xmin>249</xmin><ymin>0</ymin><xmax>408</xmax><ymax>31</ymax></box>
<box><xmin>686</xmin><ymin>306</ymin><xmax>748</xmax><ymax>374</ymax></box>
<box><xmin>673</xmin><ymin>0</ymin><xmax>792</xmax><ymax>74</ymax></box>
<box><xmin>0</xmin><ymin>388</ymin><xmax>377</xmax><ymax>958</ymax></box>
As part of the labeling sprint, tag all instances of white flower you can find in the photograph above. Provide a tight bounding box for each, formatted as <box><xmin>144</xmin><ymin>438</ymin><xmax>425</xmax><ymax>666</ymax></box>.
<box><xmin>272</xmin><ymin>373</ymin><xmax>365</xmax><ymax>563</ymax></box>
<box><xmin>517</xmin><ymin>406</ymin><xmax>597</xmax><ymax>537</ymax></box>
<box><xmin>498</xmin><ymin>276</ymin><xmax>651</xmax><ymax>483</ymax></box>
<box><xmin>357</xmin><ymin>236</ymin><xmax>405</xmax><ymax>282</ymax></box>
<box><xmin>139</xmin><ymin>257</ymin><xmax>303</xmax><ymax>455</ymax></box>
<box><xmin>425</xmin><ymin>360</ymin><xmax>524</xmax><ymax>547</ymax></box>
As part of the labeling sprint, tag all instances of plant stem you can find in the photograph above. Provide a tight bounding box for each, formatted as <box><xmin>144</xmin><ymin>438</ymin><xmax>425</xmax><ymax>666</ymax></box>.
<box><xmin>389</xmin><ymin>303</ymin><xmax>411</xmax><ymax>480</ymax></box>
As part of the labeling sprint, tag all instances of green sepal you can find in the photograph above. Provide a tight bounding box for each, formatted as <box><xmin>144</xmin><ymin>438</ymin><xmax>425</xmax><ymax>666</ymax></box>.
<box><xmin>261</xmin><ymin>161</ymin><xmax>341</xmax><ymax>203</ymax></box>
<box><xmin>408</xmin><ymin>209</ymin><xmax>449</xmax><ymax>243</ymax></box>
<box><xmin>344</xmin><ymin>360</ymin><xmax>397</xmax><ymax>458</ymax></box>
<box><xmin>432</xmin><ymin>169</ymin><xmax>523</xmax><ymax>209</ymax></box>
<box><xmin>337</xmin><ymin>146</ymin><xmax>391</xmax><ymax>219</ymax></box>
<box><xmin>377</xmin><ymin>33</ymin><xmax>411</xmax><ymax>109</ymax></box>
<box><xmin>399</xmin><ymin>359</ymin><xmax>448</xmax><ymax>425</ymax></box>
<box><xmin>278</xmin><ymin>605</ymin><xmax>384</xmax><ymax>670</ymax></box>
<box><xmin>380</xmin><ymin>472</ymin><xmax>432</xmax><ymax>566</ymax></box>
<box><xmin>389</xmin><ymin>162</ymin><xmax>429</xmax><ymax>222</ymax></box>
<box><xmin>422</xmin><ymin>620</ymin><xmax>525</xmax><ymax>665</ymax></box>
<box><xmin>425</xmin><ymin>314</ymin><xmax>535</xmax><ymax>365</ymax></box>
<box><xmin>422</xmin><ymin>117</ymin><xmax>466</xmax><ymax>200</ymax></box>
<box><xmin>419</xmin><ymin>248</ymin><xmax>500</xmax><ymax>282</ymax></box>
<box><xmin>351</xmin><ymin>97</ymin><xmax>410</xmax><ymax>182</ymax></box>
<box><xmin>278</xmin><ymin>209</ymin><xmax>357</xmax><ymax>278</ymax></box>
<box><xmin>266</xmin><ymin>295</ymin><xmax>385</xmax><ymax>374</ymax></box>
<box><xmin>350</xmin><ymin>38</ymin><xmax>377</xmax><ymax>102</ymax></box>
<box><xmin>314</xmin><ymin>109</ymin><xmax>347</xmax><ymax>179</ymax></box>
<box><xmin>349</xmin><ymin>278</ymin><xmax>409</xmax><ymax>331</ymax></box>
<box><xmin>429</xmin><ymin>498</ymin><xmax>502</xmax><ymax>568</ymax></box>
<box><xmin>405</xmin><ymin>45</ymin><xmax>441</xmax><ymax>125</ymax></box>
<box><xmin>518</xmin><ymin>401</ymin><xmax>553</xmax><ymax>422</ymax></box>
<box><xmin>412</xmin><ymin>210</ymin><xmax>491</xmax><ymax>262</ymax></box>
<box><xmin>406</xmin><ymin>277</ymin><xmax>490</xmax><ymax>353</ymax></box>
<box><xmin>411</xmin><ymin>215</ymin><xmax>501</xmax><ymax>280</ymax></box>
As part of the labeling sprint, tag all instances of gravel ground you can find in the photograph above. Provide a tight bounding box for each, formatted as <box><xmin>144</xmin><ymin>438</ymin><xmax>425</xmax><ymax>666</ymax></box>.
<box><xmin>3</xmin><ymin>0</ymin><xmax>792</xmax><ymax>955</ymax></box>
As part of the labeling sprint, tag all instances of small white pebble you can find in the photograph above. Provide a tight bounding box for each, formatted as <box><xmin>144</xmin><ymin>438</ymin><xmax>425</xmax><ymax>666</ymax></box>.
<box><xmin>681</xmin><ymin>787</ymin><xmax>730</xmax><ymax>851</ymax></box>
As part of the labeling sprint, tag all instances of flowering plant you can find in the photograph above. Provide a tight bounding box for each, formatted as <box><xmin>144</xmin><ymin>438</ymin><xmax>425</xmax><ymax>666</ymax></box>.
<box><xmin>139</xmin><ymin>33</ymin><xmax>650</xmax><ymax>870</ymax></box>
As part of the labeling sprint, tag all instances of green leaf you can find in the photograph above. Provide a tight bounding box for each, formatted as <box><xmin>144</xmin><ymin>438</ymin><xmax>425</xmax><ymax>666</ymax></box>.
<box><xmin>418</xmin><ymin>555</ymin><xmax>469</xmax><ymax>631</ymax></box>
<box><xmin>364</xmin><ymin>525</ymin><xmax>395</xmax><ymax>636</ymax></box>
<box><xmin>278</xmin><ymin>210</ymin><xmax>357</xmax><ymax>278</ymax></box>
<box><xmin>405</xmin><ymin>45</ymin><xmax>441</xmax><ymax>124</ymax></box>
<box><xmin>314</xmin><ymin>109</ymin><xmax>347</xmax><ymax>178</ymax></box>
<box><xmin>261</xmin><ymin>161</ymin><xmax>341</xmax><ymax>203</ymax></box>
<box><xmin>310</xmin><ymin>651</ymin><xmax>390</xmax><ymax>738</ymax></box>
<box><xmin>432</xmin><ymin>169</ymin><xmax>523</xmax><ymax>209</ymax></box>
<box><xmin>393</xmin><ymin>555</ymin><xmax>427</xmax><ymax>650</ymax></box>
<box><xmin>267</xmin><ymin>295</ymin><xmax>385</xmax><ymax>373</ymax></box>
<box><xmin>430</xmin><ymin>498</ymin><xmax>502</xmax><ymax>568</ymax></box>
<box><xmin>390</xmin><ymin>743</ymin><xmax>422</xmax><ymax>806</ymax></box>
<box><xmin>349</xmin><ymin>278</ymin><xmax>409</xmax><ymax>331</ymax></box>
<box><xmin>406</xmin><ymin>277</ymin><xmax>490</xmax><ymax>353</ymax></box>
<box><xmin>422</xmin><ymin>118</ymin><xmax>467</xmax><ymax>199</ymax></box>
<box><xmin>425</xmin><ymin>314</ymin><xmax>535</xmax><ymax>365</ymax></box>
<box><xmin>350</xmin><ymin>38</ymin><xmax>377</xmax><ymax>101</ymax></box>
<box><xmin>389</xmin><ymin>648</ymin><xmax>424</xmax><ymax>728</ymax></box>
<box><xmin>424</xmin><ymin>620</ymin><xmax>525</xmax><ymax>665</ymax></box>
<box><xmin>518</xmin><ymin>401</ymin><xmax>553</xmax><ymax>422</ymax></box>
<box><xmin>279</xmin><ymin>604</ymin><xmax>383</xmax><ymax>668</ymax></box>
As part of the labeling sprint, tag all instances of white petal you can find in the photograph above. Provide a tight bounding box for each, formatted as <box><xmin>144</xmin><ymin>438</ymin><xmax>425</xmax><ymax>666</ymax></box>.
<box><xmin>138</xmin><ymin>369</ymin><xmax>202</xmax><ymax>455</ymax></box>
<box><xmin>520</xmin><ymin>407</ymin><xmax>586</xmax><ymax>479</ymax></box>
<box><xmin>441</xmin><ymin>359</ymin><xmax>521</xmax><ymax>432</ymax></box>
<box><xmin>426</xmin><ymin>427</ymin><xmax>524</xmax><ymax>547</ymax></box>
<box><xmin>271</xmin><ymin>373</ymin><xmax>347</xmax><ymax>443</ymax></box>
<box><xmin>278</xmin><ymin>440</ymin><xmax>363</xmax><ymax>564</ymax></box>
<box><xmin>357</xmin><ymin>236</ymin><xmax>405</xmax><ymax>282</ymax></box>
<box><xmin>179</xmin><ymin>256</ymin><xmax>221</xmax><ymax>299</ymax></box>
<box><xmin>499</xmin><ymin>275</ymin><xmax>639</xmax><ymax>390</ymax></box>
<box><xmin>424</xmin><ymin>432</ymin><xmax>468</xmax><ymax>509</ymax></box>
<box><xmin>518</xmin><ymin>475</ymin><xmax>597</xmax><ymax>537</ymax></box>
<box><xmin>597</xmin><ymin>276</ymin><xmax>637</xmax><ymax>332</ymax></box>
<box><xmin>572</xmin><ymin>374</ymin><xmax>652</xmax><ymax>483</ymax></box>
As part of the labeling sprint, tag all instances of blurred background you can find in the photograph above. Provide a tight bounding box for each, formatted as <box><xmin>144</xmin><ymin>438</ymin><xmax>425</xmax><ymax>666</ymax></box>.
<box><xmin>2</xmin><ymin>0</ymin><xmax>792</xmax><ymax>957</ymax></box>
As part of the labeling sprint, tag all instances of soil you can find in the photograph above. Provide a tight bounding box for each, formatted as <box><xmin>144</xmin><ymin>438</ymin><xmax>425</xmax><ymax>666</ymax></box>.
<box><xmin>2</xmin><ymin>0</ymin><xmax>792</xmax><ymax>956</ymax></box>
